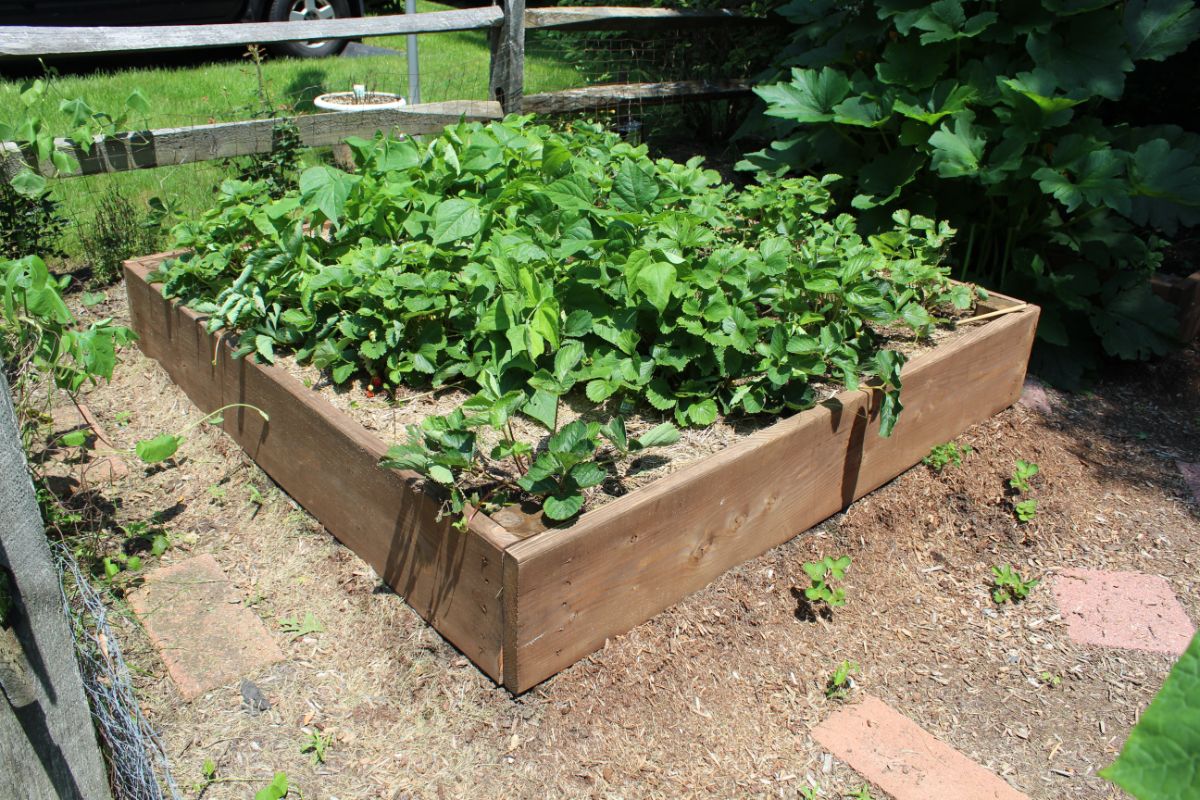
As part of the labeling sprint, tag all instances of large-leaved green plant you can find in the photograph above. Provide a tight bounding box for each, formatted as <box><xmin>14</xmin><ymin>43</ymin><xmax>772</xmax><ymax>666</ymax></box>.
<box><xmin>741</xmin><ymin>0</ymin><xmax>1200</xmax><ymax>386</ymax></box>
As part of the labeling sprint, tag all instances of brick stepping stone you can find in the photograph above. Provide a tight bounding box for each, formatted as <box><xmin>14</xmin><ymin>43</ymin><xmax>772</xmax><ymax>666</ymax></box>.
<box><xmin>812</xmin><ymin>694</ymin><xmax>1029</xmax><ymax>800</ymax></box>
<box><xmin>1052</xmin><ymin>569</ymin><xmax>1195</xmax><ymax>656</ymax></box>
<box><xmin>1179</xmin><ymin>461</ymin><xmax>1200</xmax><ymax>504</ymax></box>
<box><xmin>129</xmin><ymin>554</ymin><xmax>285</xmax><ymax>700</ymax></box>
<box><xmin>1018</xmin><ymin>377</ymin><xmax>1053</xmax><ymax>414</ymax></box>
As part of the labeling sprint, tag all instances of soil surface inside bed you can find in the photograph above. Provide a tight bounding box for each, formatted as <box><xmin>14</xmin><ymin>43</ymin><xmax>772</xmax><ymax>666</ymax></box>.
<box><xmin>46</xmin><ymin>284</ymin><xmax>1200</xmax><ymax>799</ymax></box>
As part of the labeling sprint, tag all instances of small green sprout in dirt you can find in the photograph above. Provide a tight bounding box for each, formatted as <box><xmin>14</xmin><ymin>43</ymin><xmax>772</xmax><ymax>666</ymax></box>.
<box><xmin>247</xmin><ymin>484</ymin><xmax>266</xmax><ymax>506</ymax></box>
<box><xmin>254</xmin><ymin>772</ymin><xmax>289</xmax><ymax>800</ymax></box>
<box><xmin>1009</xmin><ymin>460</ymin><xmax>1039</xmax><ymax>493</ymax></box>
<box><xmin>279</xmin><ymin>612</ymin><xmax>323</xmax><ymax>639</ymax></box>
<box><xmin>803</xmin><ymin>555</ymin><xmax>852</xmax><ymax>609</ymax></box>
<box><xmin>992</xmin><ymin>565</ymin><xmax>1039</xmax><ymax>604</ymax></box>
<box><xmin>208</xmin><ymin>484</ymin><xmax>227</xmax><ymax>501</ymax></box>
<box><xmin>799</xmin><ymin>785</ymin><xmax>821</xmax><ymax>800</ymax></box>
<box><xmin>923</xmin><ymin>441</ymin><xmax>971</xmax><ymax>472</ymax></box>
<box><xmin>1039</xmin><ymin>671</ymin><xmax>1062</xmax><ymax>689</ymax></box>
<box><xmin>189</xmin><ymin>758</ymin><xmax>217</xmax><ymax>793</ymax></box>
<box><xmin>848</xmin><ymin>788</ymin><xmax>876</xmax><ymax>800</ymax></box>
<box><xmin>301</xmin><ymin>731</ymin><xmax>331</xmax><ymax>765</ymax></box>
<box><xmin>825</xmin><ymin>660</ymin><xmax>859</xmax><ymax>700</ymax></box>
<box><xmin>1014</xmin><ymin>498</ymin><xmax>1038</xmax><ymax>523</ymax></box>
<box><xmin>102</xmin><ymin>552</ymin><xmax>143</xmax><ymax>580</ymax></box>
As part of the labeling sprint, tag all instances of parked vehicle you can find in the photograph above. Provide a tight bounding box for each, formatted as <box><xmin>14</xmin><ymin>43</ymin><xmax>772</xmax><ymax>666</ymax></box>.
<box><xmin>0</xmin><ymin>0</ymin><xmax>365</xmax><ymax>58</ymax></box>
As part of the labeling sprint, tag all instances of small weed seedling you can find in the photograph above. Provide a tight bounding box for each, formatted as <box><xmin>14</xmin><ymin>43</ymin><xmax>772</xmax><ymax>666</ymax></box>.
<box><xmin>301</xmin><ymin>731</ymin><xmax>331</xmax><ymax>765</ymax></box>
<box><xmin>799</xmin><ymin>785</ymin><xmax>821</xmax><ymax>800</ymax></box>
<box><xmin>1039</xmin><ymin>670</ymin><xmax>1063</xmax><ymax>688</ymax></box>
<box><xmin>825</xmin><ymin>660</ymin><xmax>859</xmax><ymax>700</ymax></box>
<box><xmin>803</xmin><ymin>555</ymin><xmax>851</xmax><ymax>609</ymax></box>
<box><xmin>279</xmin><ymin>612</ymin><xmax>323</xmax><ymax>639</ymax></box>
<box><xmin>923</xmin><ymin>441</ymin><xmax>971</xmax><ymax>472</ymax></box>
<box><xmin>992</xmin><ymin>565</ymin><xmax>1039</xmax><ymax>604</ymax></box>
<box><xmin>849</xmin><ymin>788</ymin><xmax>876</xmax><ymax>800</ymax></box>
<box><xmin>1009</xmin><ymin>460</ymin><xmax>1039</xmax><ymax>493</ymax></box>
<box><xmin>1014</xmin><ymin>498</ymin><xmax>1038</xmax><ymax>522</ymax></box>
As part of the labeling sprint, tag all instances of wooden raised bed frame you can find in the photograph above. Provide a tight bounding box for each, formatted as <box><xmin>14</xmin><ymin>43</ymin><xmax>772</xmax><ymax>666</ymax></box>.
<box><xmin>125</xmin><ymin>254</ymin><xmax>1039</xmax><ymax>693</ymax></box>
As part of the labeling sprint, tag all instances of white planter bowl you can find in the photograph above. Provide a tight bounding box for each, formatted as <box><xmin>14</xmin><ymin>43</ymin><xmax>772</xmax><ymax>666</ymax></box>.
<box><xmin>313</xmin><ymin>91</ymin><xmax>407</xmax><ymax>112</ymax></box>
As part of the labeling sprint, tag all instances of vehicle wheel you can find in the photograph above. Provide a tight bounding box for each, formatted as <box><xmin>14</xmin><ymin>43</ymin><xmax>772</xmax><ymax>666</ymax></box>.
<box><xmin>266</xmin><ymin>0</ymin><xmax>352</xmax><ymax>59</ymax></box>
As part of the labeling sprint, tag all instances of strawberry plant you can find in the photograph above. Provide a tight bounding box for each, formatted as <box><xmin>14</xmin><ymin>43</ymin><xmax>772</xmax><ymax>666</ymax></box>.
<box><xmin>923</xmin><ymin>441</ymin><xmax>971</xmax><ymax>472</ymax></box>
<box><xmin>1009</xmin><ymin>460</ymin><xmax>1040</xmax><ymax>493</ymax></box>
<box><xmin>803</xmin><ymin>555</ymin><xmax>852</xmax><ymax>608</ymax></box>
<box><xmin>743</xmin><ymin>0</ymin><xmax>1200</xmax><ymax>386</ymax></box>
<box><xmin>154</xmin><ymin>118</ymin><xmax>980</xmax><ymax>522</ymax></box>
<box><xmin>992</xmin><ymin>564</ymin><xmax>1038</xmax><ymax>604</ymax></box>
<box><xmin>825</xmin><ymin>659</ymin><xmax>859</xmax><ymax>699</ymax></box>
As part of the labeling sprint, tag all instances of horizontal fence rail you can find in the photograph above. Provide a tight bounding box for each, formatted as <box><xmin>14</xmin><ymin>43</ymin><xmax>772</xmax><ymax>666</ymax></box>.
<box><xmin>524</xmin><ymin>6</ymin><xmax>757</xmax><ymax>30</ymax></box>
<box><xmin>524</xmin><ymin>79</ymin><xmax>752</xmax><ymax>115</ymax></box>
<box><xmin>0</xmin><ymin>101</ymin><xmax>504</xmax><ymax>179</ymax></box>
<box><xmin>0</xmin><ymin>8</ymin><xmax>504</xmax><ymax>59</ymax></box>
<box><xmin>0</xmin><ymin>6</ymin><xmax>756</xmax><ymax>59</ymax></box>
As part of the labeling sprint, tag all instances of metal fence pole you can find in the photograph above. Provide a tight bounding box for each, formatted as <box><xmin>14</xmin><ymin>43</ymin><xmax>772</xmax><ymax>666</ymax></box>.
<box><xmin>405</xmin><ymin>0</ymin><xmax>420</xmax><ymax>106</ymax></box>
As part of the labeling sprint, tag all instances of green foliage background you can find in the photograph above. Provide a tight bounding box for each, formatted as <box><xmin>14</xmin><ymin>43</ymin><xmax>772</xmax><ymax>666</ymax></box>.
<box><xmin>740</xmin><ymin>0</ymin><xmax>1200</xmax><ymax>386</ymax></box>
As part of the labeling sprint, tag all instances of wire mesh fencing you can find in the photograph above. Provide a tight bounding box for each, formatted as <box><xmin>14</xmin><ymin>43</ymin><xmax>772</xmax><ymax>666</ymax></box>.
<box><xmin>54</xmin><ymin>543</ymin><xmax>182</xmax><ymax>800</ymax></box>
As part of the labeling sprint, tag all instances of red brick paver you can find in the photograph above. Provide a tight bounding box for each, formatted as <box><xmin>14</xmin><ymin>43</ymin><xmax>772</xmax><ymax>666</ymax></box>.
<box><xmin>1018</xmin><ymin>377</ymin><xmax>1053</xmax><ymax>414</ymax></box>
<box><xmin>1052</xmin><ymin>569</ymin><xmax>1194</xmax><ymax>656</ymax></box>
<box><xmin>811</xmin><ymin>695</ymin><xmax>1029</xmax><ymax>800</ymax></box>
<box><xmin>128</xmin><ymin>554</ymin><xmax>285</xmax><ymax>700</ymax></box>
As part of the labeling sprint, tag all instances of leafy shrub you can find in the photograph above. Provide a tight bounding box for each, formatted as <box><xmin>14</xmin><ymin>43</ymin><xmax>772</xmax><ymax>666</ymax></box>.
<box><xmin>1</xmin><ymin>254</ymin><xmax>137</xmax><ymax>446</ymax></box>
<box><xmin>78</xmin><ymin>187</ymin><xmax>161</xmax><ymax>287</ymax></box>
<box><xmin>740</xmin><ymin>0</ymin><xmax>1200</xmax><ymax>386</ymax></box>
<box><xmin>0</xmin><ymin>178</ymin><xmax>68</xmax><ymax>263</ymax></box>
<box><xmin>234</xmin><ymin>119</ymin><xmax>303</xmax><ymax>199</ymax></box>
<box><xmin>153</xmin><ymin>118</ymin><xmax>979</xmax><ymax>520</ymax></box>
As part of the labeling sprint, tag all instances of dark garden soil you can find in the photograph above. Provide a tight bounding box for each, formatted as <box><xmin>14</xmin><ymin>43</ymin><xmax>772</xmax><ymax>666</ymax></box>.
<box><xmin>46</xmin><ymin>285</ymin><xmax>1199</xmax><ymax>800</ymax></box>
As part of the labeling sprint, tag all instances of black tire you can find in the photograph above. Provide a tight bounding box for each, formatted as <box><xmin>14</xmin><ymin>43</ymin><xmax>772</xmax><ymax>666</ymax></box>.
<box><xmin>265</xmin><ymin>0</ymin><xmax>352</xmax><ymax>59</ymax></box>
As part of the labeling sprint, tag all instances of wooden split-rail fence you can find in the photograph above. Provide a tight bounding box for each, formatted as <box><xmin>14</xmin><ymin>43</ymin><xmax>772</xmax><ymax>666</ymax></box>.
<box><xmin>0</xmin><ymin>4</ymin><xmax>762</xmax><ymax>181</ymax></box>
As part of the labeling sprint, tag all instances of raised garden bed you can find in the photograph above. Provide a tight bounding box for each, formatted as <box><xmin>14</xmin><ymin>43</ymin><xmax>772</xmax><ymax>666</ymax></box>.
<box><xmin>125</xmin><ymin>253</ymin><xmax>1038</xmax><ymax>692</ymax></box>
<box><xmin>1151</xmin><ymin>268</ymin><xmax>1200</xmax><ymax>342</ymax></box>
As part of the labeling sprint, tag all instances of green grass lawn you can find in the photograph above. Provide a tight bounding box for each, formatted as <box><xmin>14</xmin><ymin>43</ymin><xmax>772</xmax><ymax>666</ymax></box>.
<box><xmin>0</xmin><ymin>1</ymin><xmax>585</xmax><ymax>269</ymax></box>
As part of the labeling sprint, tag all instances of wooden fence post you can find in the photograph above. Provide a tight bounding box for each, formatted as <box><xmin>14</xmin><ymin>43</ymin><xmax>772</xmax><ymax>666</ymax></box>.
<box><xmin>489</xmin><ymin>0</ymin><xmax>526</xmax><ymax>114</ymax></box>
<box><xmin>0</xmin><ymin>373</ymin><xmax>112</xmax><ymax>800</ymax></box>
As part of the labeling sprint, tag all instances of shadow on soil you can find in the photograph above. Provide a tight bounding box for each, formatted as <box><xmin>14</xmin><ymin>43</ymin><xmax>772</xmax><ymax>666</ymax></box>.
<box><xmin>1034</xmin><ymin>340</ymin><xmax>1200</xmax><ymax>522</ymax></box>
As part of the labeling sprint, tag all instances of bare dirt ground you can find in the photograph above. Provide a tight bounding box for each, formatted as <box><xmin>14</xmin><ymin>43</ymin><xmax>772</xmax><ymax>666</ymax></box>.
<box><xmin>51</xmin><ymin>285</ymin><xmax>1199</xmax><ymax>800</ymax></box>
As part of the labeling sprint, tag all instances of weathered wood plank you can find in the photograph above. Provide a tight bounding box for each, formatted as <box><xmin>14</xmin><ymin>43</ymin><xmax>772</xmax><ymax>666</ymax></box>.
<box><xmin>489</xmin><ymin>0</ymin><xmax>527</xmax><ymax>115</ymax></box>
<box><xmin>0</xmin><ymin>8</ymin><xmax>504</xmax><ymax>59</ymax></box>
<box><xmin>502</xmin><ymin>299</ymin><xmax>1039</xmax><ymax>692</ymax></box>
<box><xmin>124</xmin><ymin>254</ymin><xmax>519</xmax><ymax>682</ymax></box>
<box><xmin>523</xmin><ymin>79</ymin><xmax>752</xmax><ymax>114</ymax></box>
<box><xmin>0</xmin><ymin>373</ymin><xmax>113</xmax><ymax>800</ymax></box>
<box><xmin>525</xmin><ymin>6</ymin><xmax>756</xmax><ymax>30</ymax></box>
<box><xmin>2</xmin><ymin>101</ymin><xmax>503</xmax><ymax>179</ymax></box>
